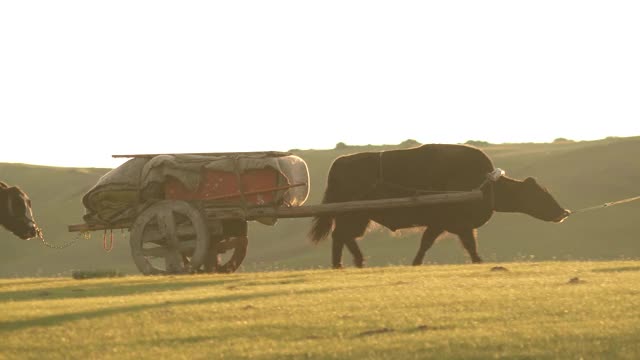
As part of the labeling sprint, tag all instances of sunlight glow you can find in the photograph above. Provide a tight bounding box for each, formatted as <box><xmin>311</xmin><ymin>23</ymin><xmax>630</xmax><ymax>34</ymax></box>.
<box><xmin>1</xmin><ymin>1</ymin><xmax>638</xmax><ymax>168</ymax></box>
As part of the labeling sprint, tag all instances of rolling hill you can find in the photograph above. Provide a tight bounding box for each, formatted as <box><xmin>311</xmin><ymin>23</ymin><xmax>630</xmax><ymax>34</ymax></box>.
<box><xmin>1</xmin><ymin>136</ymin><xmax>639</xmax><ymax>277</ymax></box>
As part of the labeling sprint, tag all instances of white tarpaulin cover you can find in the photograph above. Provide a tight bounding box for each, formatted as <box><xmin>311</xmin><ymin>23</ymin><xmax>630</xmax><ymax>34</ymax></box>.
<box><xmin>82</xmin><ymin>153</ymin><xmax>310</xmax><ymax>226</ymax></box>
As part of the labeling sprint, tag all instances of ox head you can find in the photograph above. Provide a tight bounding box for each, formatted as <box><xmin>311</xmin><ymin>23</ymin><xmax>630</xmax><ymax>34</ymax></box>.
<box><xmin>0</xmin><ymin>184</ymin><xmax>39</xmax><ymax>240</ymax></box>
<box><xmin>518</xmin><ymin>177</ymin><xmax>571</xmax><ymax>223</ymax></box>
<box><xmin>494</xmin><ymin>176</ymin><xmax>570</xmax><ymax>223</ymax></box>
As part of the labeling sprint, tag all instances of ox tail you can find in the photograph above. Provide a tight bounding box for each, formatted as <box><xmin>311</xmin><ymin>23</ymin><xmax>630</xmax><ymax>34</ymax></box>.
<box><xmin>309</xmin><ymin>187</ymin><xmax>337</xmax><ymax>244</ymax></box>
<box><xmin>309</xmin><ymin>215</ymin><xmax>333</xmax><ymax>244</ymax></box>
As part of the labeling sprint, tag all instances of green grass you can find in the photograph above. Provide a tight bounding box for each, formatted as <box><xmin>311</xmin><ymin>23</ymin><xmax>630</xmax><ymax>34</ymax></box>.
<box><xmin>2</xmin><ymin>261</ymin><xmax>640</xmax><ymax>359</ymax></box>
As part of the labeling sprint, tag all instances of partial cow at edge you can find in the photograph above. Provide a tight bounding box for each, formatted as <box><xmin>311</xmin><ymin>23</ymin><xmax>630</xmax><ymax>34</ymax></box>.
<box><xmin>0</xmin><ymin>181</ymin><xmax>39</xmax><ymax>240</ymax></box>
<box><xmin>309</xmin><ymin>144</ymin><xmax>570</xmax><ymax>268</ymax></box>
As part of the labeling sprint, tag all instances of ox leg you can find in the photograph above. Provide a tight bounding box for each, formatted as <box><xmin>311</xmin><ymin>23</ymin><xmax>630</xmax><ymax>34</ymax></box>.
<box><xmin>456</xmin><ymin>228</ymin><xmax>483</xmax><ymax>263</ymax></box>
<box><xmin>412</xmin><ymin>227</ymin><xmax>444</xmax><ymax>266</ymax></box>
<box><xmin>332</xmin><ymin>216</ymin><xmax>369</xmax><ymax>269</ymax></box>
<box><xmin>331</xmin><ymin>237</ymin><xmax>345</xmax><ymax>269</ymax></box>
<box><xmin>344</xmin><ymin>238</ymin><xmax>365</xmax><ymax>268</ymax></box>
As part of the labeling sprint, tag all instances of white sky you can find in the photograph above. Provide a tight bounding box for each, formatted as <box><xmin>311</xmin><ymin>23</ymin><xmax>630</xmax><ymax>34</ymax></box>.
<box><xmin>1</xmin><ymin>1</ymin><xmax>639</xmax><ymax>168</ymax></box>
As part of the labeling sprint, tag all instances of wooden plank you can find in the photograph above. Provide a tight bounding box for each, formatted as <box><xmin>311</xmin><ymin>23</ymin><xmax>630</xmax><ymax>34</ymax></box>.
<box><xmin>67</xmin><ymin>214</ymin><xmax>221</xmax><ymax>234</ymax></box>
<box><xmin>203</xmin><ymin>190</ymin><xmax>484</xmax><ymax>221</ymax></box>
<box><xmin>112</xmin><ymin>151</ymin><xmax>292</xmax><ymax>159</ymax></box>
<box><xmin>68</xmin><ymin>223</ymin><xmax>130</xmax><ymax>232</ymax></box>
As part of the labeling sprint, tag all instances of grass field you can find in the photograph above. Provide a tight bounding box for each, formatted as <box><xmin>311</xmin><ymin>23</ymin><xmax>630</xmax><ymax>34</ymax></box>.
<box><xmin>1</xmin><ymin>261</ymin><xmax>639</xmax><ymax>359</ymax></box>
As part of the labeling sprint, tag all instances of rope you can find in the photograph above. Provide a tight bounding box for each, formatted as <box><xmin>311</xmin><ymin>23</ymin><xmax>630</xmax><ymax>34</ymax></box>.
<box><xmin>571</xmin><ymin>195</ymin><xmax>640</xmax><ymax>214</ymax></box>
<box><xmin>39</xmin><ymin>228</ymin><xmax>91</xmax><ymax>249</ymax></box>
<box><xmin>103</xmin><ymin>229</ymin><xmax>114</xmax><ymax>252</ymax></box>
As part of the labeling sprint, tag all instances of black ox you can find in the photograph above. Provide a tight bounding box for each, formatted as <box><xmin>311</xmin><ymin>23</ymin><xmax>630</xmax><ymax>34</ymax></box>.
<box><xmin>0</xmin><ymin>181</ymin><xmax>39</xmax><ymax>240</ymax></box>
<box><xmin>309</xmin><ymin>144</ymin><xmax>570</xmax><ymax>268</ymax></box>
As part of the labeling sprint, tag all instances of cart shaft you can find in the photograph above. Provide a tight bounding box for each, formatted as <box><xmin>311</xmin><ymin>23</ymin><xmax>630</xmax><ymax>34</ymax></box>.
<box><xmin>68</xmin><ymin>190</ymin><xmax>484</xmax><ymax>232</ymax></box>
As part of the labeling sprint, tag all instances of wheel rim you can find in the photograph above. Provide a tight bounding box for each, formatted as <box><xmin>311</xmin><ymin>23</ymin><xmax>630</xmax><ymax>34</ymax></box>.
<box><xmin>215</xmin><ymin>236</ymin><xmax>248</xmax><ymax>273</ymax></box>
<box><xmin>130</xmin><ymin>200</ymin><xmax>209</xmax><ymax>275</ymax></box>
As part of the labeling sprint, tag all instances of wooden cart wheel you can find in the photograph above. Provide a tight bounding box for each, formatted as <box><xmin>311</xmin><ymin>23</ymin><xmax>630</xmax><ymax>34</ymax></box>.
<box><xmin>201</xmin><ymin>235</ymin><xmax>249</xmax><ymax>274</ymax></box>
<box><xmin>214</xmin><ymin>235</ymin><xmax>249</xmax><ymax>273</ymax></box>
<box><xmin>130</xmin><ymin>200</ymin><xmax>209</xmax><ymax>275</ymax></box>
<box><xmin>200</xmin><ymin>219</ymin><xmax>249</xmax><ymax>274</ymax></box>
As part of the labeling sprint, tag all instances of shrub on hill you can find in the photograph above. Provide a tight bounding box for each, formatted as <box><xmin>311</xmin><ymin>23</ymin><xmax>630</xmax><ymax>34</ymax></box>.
<box><xmin>464</xmin><ymin>140</ymin><xmax>492</xmax><ymax>147</ymax></box>
<box><xmin>335</xmin><ymin>142</ymin><xmax>348</xmax><ymax>150</ymax></box>
<box><xmin>399</xmin><ymin>139</ymin><xmax>421</xmax><ymax>147</ymax></box>
<box><xmin>553</xmin><ymin>137</ymin><xmax>575</xmax><ymax>143</ymax></box>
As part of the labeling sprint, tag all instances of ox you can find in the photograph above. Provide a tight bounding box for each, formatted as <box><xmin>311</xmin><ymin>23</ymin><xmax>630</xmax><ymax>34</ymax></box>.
<box><xmin>0</xmin><ymin>181</ymin><xmax>39</xmax><ymax>240</ymax></box>
<box><xmin>309</xmin><ymin>144</ymin><xmax>570</xmax><ymax>268</ymax></box>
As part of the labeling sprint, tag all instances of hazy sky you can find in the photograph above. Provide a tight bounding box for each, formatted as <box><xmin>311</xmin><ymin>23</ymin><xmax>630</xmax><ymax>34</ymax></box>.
<box><xmin>1</xmin><ymin>1</ymin><xmax>639</xmax><ymax>168</ymax></box>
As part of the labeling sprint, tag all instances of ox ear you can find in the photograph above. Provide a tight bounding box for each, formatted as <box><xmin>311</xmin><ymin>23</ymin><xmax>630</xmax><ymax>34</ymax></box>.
<box><xmin>524</xmin><ymin>177</ymin><xmax>538</xmax><ymax>185</ymax></box>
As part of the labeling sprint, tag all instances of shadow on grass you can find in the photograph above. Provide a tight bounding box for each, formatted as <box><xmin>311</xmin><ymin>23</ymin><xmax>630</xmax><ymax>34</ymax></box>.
<box><xmin>0</xmin><ymin>278</ymin><xmax>238</xmax><ymax>303</ymax></box>
<box><xmin>0</xmin><ymin>274</ymin><xmax>308</xmax><ymax>303</ymax></box>
<box><xmin>0</xmin><ymin>285</ymin><xmax>332</xmax><ymax>333</ymax></box>
<box><xmin>592</xmin><ymin>266</ymin><xmax>640</xmax><ymax>273</ymax></box>
<box><xmin>0</xmin><ymin>279</ymin><xmax>61</xmax><ymax>288</ymax></box>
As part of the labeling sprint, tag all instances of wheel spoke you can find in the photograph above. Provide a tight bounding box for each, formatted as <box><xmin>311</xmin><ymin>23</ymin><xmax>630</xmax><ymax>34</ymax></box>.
<box><xmin>216</xmin><ymin>236</ymin><xmax>248</xmax><ymax>273</ymax></box>
<box><xmin>217</xmin><ymin>237</ymin><xmax>240</xmax><ymax>252</ymax></box>
<box><xmin>142</xmin><ymin>240</ymin><xmax>197</xmax><ymax>257</ymax></box>
<box><xmin>164</xmin><ymin>248</ymin><xmax>185</xmax><ymax>273</ymax></box>
<box><xmin>157</xmin><ymin>208</ymin><xmax>179</xmax><ymax>247</ymax></box>
<box><xmin>142</xmin><ymin>246</ymin><xmax>169</xmax><ymax>258</ymax></box>
<box><xmin>141</xmin><ymin>224</ymin><xmax>196</xmax><ymax>243</ymax></box>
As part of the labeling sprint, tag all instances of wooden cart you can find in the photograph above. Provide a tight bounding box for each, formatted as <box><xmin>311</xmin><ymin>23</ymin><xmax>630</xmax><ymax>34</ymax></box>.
<box><xmin>68</xmin><ymin>152</ymin><xmax>483</xmax><ymax>275</ymax></box>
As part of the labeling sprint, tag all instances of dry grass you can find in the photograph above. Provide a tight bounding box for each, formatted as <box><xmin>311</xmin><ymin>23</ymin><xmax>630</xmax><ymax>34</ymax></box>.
<box><xmin>1</xmin><ymin>260</ymin><xmax>639</xmax><ymax>359</ymax></box>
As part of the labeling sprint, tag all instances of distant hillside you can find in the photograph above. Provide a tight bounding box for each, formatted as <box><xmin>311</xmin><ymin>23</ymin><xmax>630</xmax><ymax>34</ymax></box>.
<box><xmin>1</xmin><ymin>136</ymin><xmax>639</xmax><ymax>277</ymax></box>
